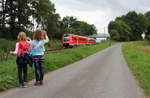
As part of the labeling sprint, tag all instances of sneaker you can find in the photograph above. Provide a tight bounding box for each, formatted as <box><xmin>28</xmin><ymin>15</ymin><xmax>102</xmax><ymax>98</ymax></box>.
<box><xmin>22</xmin><ymin>85</ymin><xmax>28</xmax><ymax>88</ymax></box>
<box><xmin>40</xmin><ymin>80</ymin><xmax>44</xmax><ymax>85</ymax></box>
<box><xmin>18</xmin><ymin>84</ymin><xmax>27</xmax><ymax>88</ymax></box>
<box><xmin>19</xmin><ymin>84</ymin><xmax>23</xmax><ymax>88</ymax></box>
<box><xmin>23</xmin><ymin>82</ymin><xmax>27</xmax><ymax>85</ymax></box>
<box><xmin>22</xmin><ymin>83</ymin><xmax>28</xmax><ymax>88</ymax></box>
<box><xmin>34</xmin><ymin>81</ymin><xmax>40</xmax><ymax>86</ymax></box>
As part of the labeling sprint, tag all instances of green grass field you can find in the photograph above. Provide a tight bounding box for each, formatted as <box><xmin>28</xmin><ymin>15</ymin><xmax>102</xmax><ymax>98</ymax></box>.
<box><xmin>123</xmin><ymin>41</ymin><xmax>150</xmax><ymax>97</ymax></box>
<box><xmin>0</xmin><ymin>41</ymin><xmax>115</xmax><ymax>91</ymax></box>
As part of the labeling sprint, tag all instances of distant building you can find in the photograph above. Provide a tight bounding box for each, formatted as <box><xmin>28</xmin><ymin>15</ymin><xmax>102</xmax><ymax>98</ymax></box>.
<box><xmin>88</xmin><ymin>34</ymin><xmax>110</xmax><ymax>43</ymax></box>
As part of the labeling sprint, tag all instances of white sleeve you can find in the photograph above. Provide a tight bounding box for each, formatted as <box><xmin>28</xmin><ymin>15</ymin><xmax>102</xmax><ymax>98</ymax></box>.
<box><xmin>43</xmin><ymin>35</ymin><xmax>49</xmax><ymax>44</ymax></box>
<box><xmin>27</xmin><ymin>40</ymin><xmax>32</xmax><ymax>44</ymax></box>
<box><xmin>30</xmin><ymin>41</ymin><xmax>34</xmax><ymax>50</ymax></box>
<box><xmin>13</xmin><ymin>43</ymin><xmax>19</xmax><ymax>55</ymax></box>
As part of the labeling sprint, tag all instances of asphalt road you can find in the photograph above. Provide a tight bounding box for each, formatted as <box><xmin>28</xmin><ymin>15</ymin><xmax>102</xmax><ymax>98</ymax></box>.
<box><xmin>0</xmin><ymin>44</ymin><xmax>145</xmax><ymax>98</ymax></box>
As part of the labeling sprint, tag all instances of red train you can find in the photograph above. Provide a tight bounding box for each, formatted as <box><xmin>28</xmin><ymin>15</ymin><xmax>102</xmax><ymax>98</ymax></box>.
<box><xmin>62</xmin><ymin>34</ymin><xmax>96</xmax><ymax>47</ymax></box>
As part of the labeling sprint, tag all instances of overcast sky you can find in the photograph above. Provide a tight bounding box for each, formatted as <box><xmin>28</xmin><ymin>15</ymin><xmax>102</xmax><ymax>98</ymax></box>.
<box><xmin>51</xmin><ymin>0</ymin><xmax>150</xmax><ymax>34</ymax></box>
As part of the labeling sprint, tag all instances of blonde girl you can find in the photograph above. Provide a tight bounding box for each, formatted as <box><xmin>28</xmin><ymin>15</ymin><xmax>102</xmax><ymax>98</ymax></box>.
<box><xmin>10</xmin><ymin>32</ymin><xmax>31</xmax><ymax>88</ymax></box>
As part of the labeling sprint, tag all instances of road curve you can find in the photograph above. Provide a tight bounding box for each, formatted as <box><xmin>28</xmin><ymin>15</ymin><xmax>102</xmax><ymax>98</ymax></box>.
<box><xmin>0</xmin><ymin>44</ymin><xmax>145</xmax><ymax>98</ymax></box>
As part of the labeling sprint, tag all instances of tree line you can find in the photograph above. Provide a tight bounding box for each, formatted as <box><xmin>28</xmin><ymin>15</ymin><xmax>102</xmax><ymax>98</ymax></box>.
<box><xmin>0</xmin><ymin>0</ymin><xmax>97</xmax><ymax>40</ymax></box>
<box><xmin>108</xmin><ymin>11</ymin><xmax>150</xmax><ymax>41</ymax></box>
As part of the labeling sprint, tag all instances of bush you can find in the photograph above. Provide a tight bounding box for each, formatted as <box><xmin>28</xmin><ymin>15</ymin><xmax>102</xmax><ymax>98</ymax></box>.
<box><xmin>0</xmin><ymin>39</ymin><xmax>16</xmax><ymax>61</ymax></box>
<box><xmin>46</xmin><ymin>39</ymin><xmax>63</xmax><ymax>50</ymax></box>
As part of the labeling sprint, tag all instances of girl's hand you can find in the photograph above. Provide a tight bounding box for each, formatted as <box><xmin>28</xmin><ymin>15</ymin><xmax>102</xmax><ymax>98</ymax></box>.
<box><xmin>42</xmin><ymin>30</ymin><xmax>47</xmax><ymax>38</ymax></box>
<box><xmin>9</xmin><ymin>51</ymin><xmax>14</xmax><ymax>55</ymax></box>
<box><xmin>26</xmin><ymin>37</ymin><xmax>31</xmax><ymax>41</ymax></box>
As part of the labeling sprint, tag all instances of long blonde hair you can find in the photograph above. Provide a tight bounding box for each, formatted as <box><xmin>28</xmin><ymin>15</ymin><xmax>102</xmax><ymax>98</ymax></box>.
<box><xmin>17</xmin><ymin>32</ymin><xmax>27</xmax><ymax>41</ymax></box>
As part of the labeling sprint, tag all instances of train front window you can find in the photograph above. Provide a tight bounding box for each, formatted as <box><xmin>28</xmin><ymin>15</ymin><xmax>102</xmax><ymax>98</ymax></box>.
<box><xmin>64</xmin><ymin>37</ymin><xmax>69</xmax><ymax>42</ymax></box>
<box><xmin>63</xmin><ymin>34</ymin><xmax>70</xmax><ymax>42</ymax></box>
<box><xmin>63</xmin><ymin>34</ymin><xmax>70</xmax><ymax>37</ymax></box>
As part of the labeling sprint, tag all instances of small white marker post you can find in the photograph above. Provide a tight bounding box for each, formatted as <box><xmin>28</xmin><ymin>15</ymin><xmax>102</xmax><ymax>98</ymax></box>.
<box><xmin>141</xmin><ymin>32</ymin><xmax>145</xmax><ymax>40</ymax></box>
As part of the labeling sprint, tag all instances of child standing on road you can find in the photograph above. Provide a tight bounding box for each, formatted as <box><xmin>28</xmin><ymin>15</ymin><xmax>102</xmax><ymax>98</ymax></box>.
<box><xmin>30</xmin><ymin>30</ymin><xmax>49</xmax><ymax>85</ymax></box>
<box><xmin>10</xmin><ymin>32</ymin><xmax>31</xmax><ymax>88</ymax></box>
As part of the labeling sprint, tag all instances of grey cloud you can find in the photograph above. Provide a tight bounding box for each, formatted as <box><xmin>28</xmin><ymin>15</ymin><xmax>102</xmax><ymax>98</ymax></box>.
<box><xmin>56</xmin><ymin>0</ymin><xmax>150</xmax><ymax>13</ymax></box>
<box><xmin>52</xmin><ymin>0</ymin><xmax>150</xmax><ymax>33</ymax></box>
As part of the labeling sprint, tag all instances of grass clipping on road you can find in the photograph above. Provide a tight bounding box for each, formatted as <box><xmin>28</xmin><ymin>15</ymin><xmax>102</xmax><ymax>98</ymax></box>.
<box><xmin>0</xmin><ymin>41</ymin><xmax>113</xmax><ymax>91</ymax></box>
<box><xmin>123</xmin><ymin>41</ymin><xmax>150</xmax><ymax>97</ymax></box>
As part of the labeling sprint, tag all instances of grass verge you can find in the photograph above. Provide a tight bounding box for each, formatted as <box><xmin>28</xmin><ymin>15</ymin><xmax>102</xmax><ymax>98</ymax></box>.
<box><xmin>123</xmin><ymin>41</ymin><xmax>150</xmax><ymax>97</ymax></box>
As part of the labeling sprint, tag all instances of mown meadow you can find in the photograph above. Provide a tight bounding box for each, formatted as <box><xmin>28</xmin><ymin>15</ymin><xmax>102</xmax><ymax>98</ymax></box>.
<box><xmin>123</xmin><ymin>41</ymin><xmax>150</xmax><ymax>98</ymax></box>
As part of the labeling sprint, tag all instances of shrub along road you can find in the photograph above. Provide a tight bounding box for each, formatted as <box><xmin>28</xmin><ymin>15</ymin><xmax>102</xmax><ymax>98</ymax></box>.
<box><xmin>0</xmin><ymin>44</ymin><xmax>145</xmax><ymax>98</ymax></box>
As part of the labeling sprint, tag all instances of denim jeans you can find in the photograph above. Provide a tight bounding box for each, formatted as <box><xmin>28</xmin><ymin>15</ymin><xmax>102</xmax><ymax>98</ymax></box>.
<box><xmin>33</xmin><ymin>55</ymin><xmax>44</xmax><ymax>81</ymax></box>
<box><xmin>16</xmin><ymin>56</ymin><xmax>27</xmax><ymax>85</ymax></box>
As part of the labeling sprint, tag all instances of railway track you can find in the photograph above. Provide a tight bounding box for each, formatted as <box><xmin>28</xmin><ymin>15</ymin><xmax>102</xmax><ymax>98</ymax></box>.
<box><xmin>45</xmin><ymin>48</ymin><xmax>66</xmax><ymax>53</ymax></box>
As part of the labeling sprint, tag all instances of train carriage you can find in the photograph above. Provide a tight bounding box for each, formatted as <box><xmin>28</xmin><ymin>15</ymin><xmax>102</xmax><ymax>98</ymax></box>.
<box><xmin>62</xmin><ymin>34</ymin><xmax>96</xmax><ymax>47</ymax></box>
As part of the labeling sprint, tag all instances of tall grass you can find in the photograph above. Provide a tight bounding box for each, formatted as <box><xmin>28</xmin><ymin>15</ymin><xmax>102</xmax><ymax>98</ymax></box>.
<box><xmin>0</xmin><ymin>39</ymin><xmax>16</xmax><ymax>61</ymax></box>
